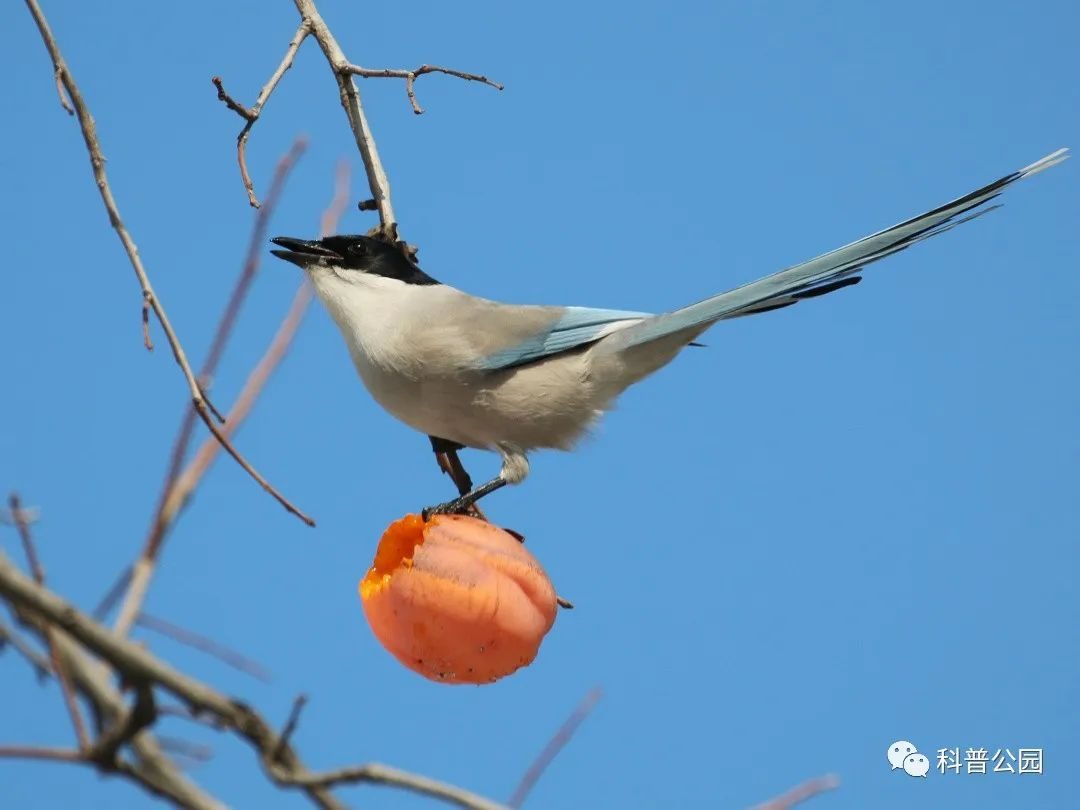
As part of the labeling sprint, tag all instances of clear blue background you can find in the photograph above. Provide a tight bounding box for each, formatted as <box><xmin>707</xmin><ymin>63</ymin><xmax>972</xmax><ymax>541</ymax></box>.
<box><xmin>3</xmin><ymin>1</ymin><xmax>1076</xmax><ymax>808</ymax></box>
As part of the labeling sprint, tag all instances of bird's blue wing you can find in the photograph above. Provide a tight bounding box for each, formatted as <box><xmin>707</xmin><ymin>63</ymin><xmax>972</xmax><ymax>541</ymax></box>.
<box><xmin>477</xmin><ymin>306</ymin><xmax>651</xmax><ymax>370</ymax></box>
<box><xmin>611</xmin><ymin>148</ymin><xmax>1068</xmax><ymax>350</ymax></box>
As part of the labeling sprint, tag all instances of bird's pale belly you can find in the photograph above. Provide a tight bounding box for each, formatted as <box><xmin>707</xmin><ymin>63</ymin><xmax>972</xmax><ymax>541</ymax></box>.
<box><xmin>350</xmin><ymin>349</ymin><xmax>603</xmax><ymax>453</ymax></box>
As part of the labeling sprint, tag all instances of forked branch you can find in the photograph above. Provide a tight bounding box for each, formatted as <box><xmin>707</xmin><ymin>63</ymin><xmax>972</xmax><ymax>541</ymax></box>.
<box><xmin>8</xmin><ymin>494</ymin><xmax>89</xmax><ymax>751</ymax></box>
<box><xmin>210</xmin><ymin>0</ymin><xmax>503</xmax><ymax>238</ymax></box>
<box><xmin>212</xmin><ymin>21</ymin><xmax>311</xmax><ymax>207</ymax></box>
<box><xmin>0</xmin><ymin>552</ymin><xmax>508</xmax><ymax>810</ymax></box>
<box><xmin>345</xmin><ymin>63</ymin><xmax>503</xmax><ymax>115</ymax></box>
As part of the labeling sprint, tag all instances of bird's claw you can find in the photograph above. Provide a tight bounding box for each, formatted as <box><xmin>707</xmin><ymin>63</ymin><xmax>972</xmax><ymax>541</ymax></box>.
<box><xmin>421</xmin><ymin>497</ymin><xmax>478</xmax><ymax>521</ymax></box>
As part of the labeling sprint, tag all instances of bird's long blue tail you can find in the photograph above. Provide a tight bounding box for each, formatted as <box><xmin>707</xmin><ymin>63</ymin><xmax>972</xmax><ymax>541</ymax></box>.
<box><xmin>610</xmin><ymin>148</ymin><xmax>1068</xmax><ymax>351</ymax></box>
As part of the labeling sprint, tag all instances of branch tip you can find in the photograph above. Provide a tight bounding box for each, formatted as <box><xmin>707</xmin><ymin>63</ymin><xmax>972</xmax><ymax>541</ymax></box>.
<box><xmin>345</xmin><ymin>62</ymin><xmax>504</xmax><ymax>116</ymax></box>
<box><xmin>272</xmin><ymin>694</ymin><xmax>309</xmax><ymax>763</ymax></box>
<box><xmin>211</xmin><ymin>21</ymin><xmax>310</xmax><ymax>205</ymax></box>
<box><xmin>509</xmin><ymin>687</ymin><xmax>602</xmax><ymax>808</ymax></box>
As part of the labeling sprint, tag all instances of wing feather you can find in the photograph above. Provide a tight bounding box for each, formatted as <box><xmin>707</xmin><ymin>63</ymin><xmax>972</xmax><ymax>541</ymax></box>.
<box><xmin>477</xmin><ymin>306</ymin><xmax>650</xmax><ymax>370</ymax></box>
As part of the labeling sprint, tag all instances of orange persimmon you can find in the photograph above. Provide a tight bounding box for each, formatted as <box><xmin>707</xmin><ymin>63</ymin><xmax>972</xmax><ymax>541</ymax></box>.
<box><xmin>360</xmin><ymin>514</ymin><xmax>558</xmax><ymax>684</ymax></box>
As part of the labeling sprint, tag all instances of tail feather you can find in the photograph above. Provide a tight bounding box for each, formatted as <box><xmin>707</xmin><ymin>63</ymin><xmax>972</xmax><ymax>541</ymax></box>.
<box><xmin>611</xmin><ymin>148</ymin><xmax>1068</xmax><ymax>350</ymax></box>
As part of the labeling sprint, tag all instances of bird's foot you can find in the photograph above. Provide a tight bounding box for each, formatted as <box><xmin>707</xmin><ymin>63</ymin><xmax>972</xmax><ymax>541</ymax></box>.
<box><xmin>421</xmin><ymin>476</ymin><xmax>507</xmax><ymax>521</ymax></box>
<box><xmin>422</xmin><ymin>496</ymin><xmax>484</xmax><ymax>521</ymax></box>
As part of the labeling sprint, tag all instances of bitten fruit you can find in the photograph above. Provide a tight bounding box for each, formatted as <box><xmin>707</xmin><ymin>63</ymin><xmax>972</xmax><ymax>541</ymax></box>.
<box><xmin>360</xmin><ymin>514</ymin><xmax>557</xmax><ymax>684</ymax></box>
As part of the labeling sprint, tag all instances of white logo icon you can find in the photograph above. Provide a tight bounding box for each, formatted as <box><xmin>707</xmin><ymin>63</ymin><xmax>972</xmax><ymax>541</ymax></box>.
<box><xmin>888</xmin><ymin>740</ymin><xmax>918</xmax><ymax>771</ymax></box>
<box><xmin>903</xmin><ymin>752</ymin><xmax>930</xmax><ymax>778</ymax></box>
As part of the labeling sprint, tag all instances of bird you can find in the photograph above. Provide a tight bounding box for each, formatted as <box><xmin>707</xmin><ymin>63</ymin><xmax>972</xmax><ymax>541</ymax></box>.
<box><xmin>271</xmin><ymin>148</ymin><xmax>1068</xmax><ymax>515</ymax></box>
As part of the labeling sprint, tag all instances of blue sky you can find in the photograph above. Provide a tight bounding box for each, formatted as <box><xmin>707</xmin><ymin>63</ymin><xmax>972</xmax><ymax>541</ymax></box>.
<box><xmin>3</xmin><ymin>1</ymin><xmax>1077</xmax><ymax>808</ymax></box>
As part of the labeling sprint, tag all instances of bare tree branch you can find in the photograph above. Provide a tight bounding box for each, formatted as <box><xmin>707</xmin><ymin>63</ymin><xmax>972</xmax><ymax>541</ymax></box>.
<box><xmin>0</xmin><ymin>551</ymin><xmax>508</xmax><ymax>810</ymax></box>
<box><xmin>7</xmin><ymin>603</ymin><xmax>226</xmax><ymax>809</ymax></box>
<box><xmin>319</xmin><ymin>159</ymin><xmax>354</xmax><ymax>236</ymax></box>
<box><xmin>136</xmin><ymin>613</ymin><xmax>272</xmax><ymax>684</ymax></box>
<box><xmin>197</xmin><ymin>137</ymin><xmax>309</xmax><ymax>396</ymax></box>
<box><xmin>210</xmin><ymin>0</ymin><xmax>503</xmax><ymax>237</ymax></box>
<box><xmin>272</xmin><ymin>763</ymin><xmax>508</xmax><ymax>809</ymax></box>
<box><xmin>345</xmin><ymin>63</ymin><xmax>503</xmax><ymax>116</ymax></box>
<box><xmin>22</xmin><ymin>0</ymin><xmax>314</xmax><ymax>527</ymax></box>
<box><xmin>213</xmin><ymin>21</ymin><xmax>311</xmax><ymax>207</ymax></box>
<box><xmin>107</xmin><ymin>158</ymin><xmax>348</xmax><ymax>636</ymax></box>
<box><xmin>508</xmin><ymin>687</ymin><xmax>602</xmax><ymax>808</ymax></box>
<box><xmin>751</xmin><ymin>774</ymin><xmax>840</xmax><ymax>810</ymax></box>
<box><xmin>107</xmin><ymin>139</ymin><xmax>308</xmax><ymax>636</ymax></box>
<box><xmin>0</xmin><ymin>745</ymin><xmax>83</xmax><ymax>762</ymax></box>
<box><xmin>8</xmin><ymin>493</ymin><xmax>90</xmax><ymax>751</ymax></box>
<box><xmin>292</xmin><ymin>0</ymin><xmax>396</xmax><ymax>231</ymax></box>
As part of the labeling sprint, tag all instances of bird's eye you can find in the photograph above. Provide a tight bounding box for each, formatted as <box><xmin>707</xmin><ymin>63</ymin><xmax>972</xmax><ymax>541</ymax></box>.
<box><xmin>348</xmin><ymin>241</ymin><xmax>367</xmax><ymax>257</ymax></box>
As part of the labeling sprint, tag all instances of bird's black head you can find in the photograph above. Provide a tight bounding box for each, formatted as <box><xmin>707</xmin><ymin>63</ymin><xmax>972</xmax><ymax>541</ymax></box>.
<box><xmin>270</xmin><ymin>234</ymin><xmax>439</xmax><ymax>285</ymax></box>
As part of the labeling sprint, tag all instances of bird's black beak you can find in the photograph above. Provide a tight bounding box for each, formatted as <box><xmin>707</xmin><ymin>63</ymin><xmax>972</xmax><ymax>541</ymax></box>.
<box><xmin>270</xmin><ymin>236</ymin><xmax>343</xmax><ymax>268</ymax></box>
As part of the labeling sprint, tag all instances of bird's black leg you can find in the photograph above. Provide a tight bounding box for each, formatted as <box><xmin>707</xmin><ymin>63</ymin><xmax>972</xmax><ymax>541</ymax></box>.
<box><xmin>422</xmin><ymin>476</ymin><xmax>508</xmax><ymax>520</ymax></box>
<box><xmin>429</xmin><ymin>436</ymin><xmax>473</xmax><ymax>496</ymax></box>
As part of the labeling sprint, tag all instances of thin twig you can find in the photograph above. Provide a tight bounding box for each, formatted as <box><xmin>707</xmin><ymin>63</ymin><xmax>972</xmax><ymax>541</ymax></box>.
<box><xmin>0</xmin><ymin>745</ymin><xmax>83</xmax><ymax>762</ymax></box>
<box><xmin>158</xmin><ymin>736</ymin><xmax>214</xmax><ymax>764</ymax></box>
<box><xmin>345</xmin><ymin>63</ymin><xmax>503</xmax><ymax>115</ymax></box>
<box><xmin>213</xmin><ymin>21</ymin><xmax>310</xmax><ymax>207</ymax></box>
<box><xmin>155</xmin><ymin>135</ymin><xmax>307</xmax><ymax>550</ymax></box>
<box><xmin>9</xmin><ymin>495</ymin><xmax>45</xmax><ymax>582</ymax></box>
<box><xmin>0</xmin><ymin>616</ymin><xmax>52</xmax><ymax>681</ymax></box>
<box><xmin>92</xmin><ymin>568</ymin><xmax>131</xmax><ymax>621</ymax></box>
<box><xmin>0</xmin><ymin>551</ymin><xmax>507</xmax><ymax>810</ymax></box>
<box><xmin>8</xmin><ymin>493</ymin><xmax>90</xmax><ymax>751</ymax></box>
<box><xmin>272</xmin><ymin>694</ymin><xmax>308</xmax><ymax>763</ymax></box>
<box><xmin>751</xmin><ymin>774</ymin><xmax>841</xmax><ymax>810</ymax></box>
<box><xmin>108</xmin><ymin>154</ymin><xmax>344</xmax><ymax>637</ymax></box>
<box><xmin>212</xmin><ymin>76</ymin><xmax>256</xmax><ymax>120</ymax></box>
<box><xmin>8</xmin><ymin>595</ymin><xmax>226</xmax><ymax>808</ymax></box>
<box><xmin>52</xmin><ymin>67</ymin><xmax>73</xmax><ymax>114</ymax></box>
<box><xmin>508</xmin><ymin>687</ymin><xmax>602</xmax><ymax>808</ymax></box>
<box><xmin>0</xmin><ymin>504</ymin><xmax>40</xmax><ymax>526</ymax></box>
<box><xmin>213</xmin><ymin>3</ymin><xmax>503</xmax><ymax>230</ymax></box>
<box><xmin>136</xmin><ymin>613</ymin><xmax>272</xmax><ymax>683</ymax></box>
<box><xmin>23</xmin><ymin>0</ymin><xmax>313</xmax><ymax>527</ymax></box>
<box><xmin>319</xmin><ymin>159</ymin><xmax>353</xmax><ymax>236</ymax></box>
<box><xmin>103</xmin><ymin>140</ymin><xmax>305</xmax><ymax>630</ymax></box>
